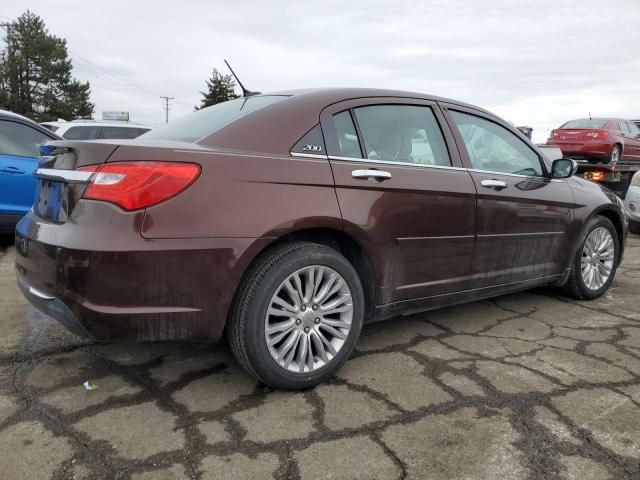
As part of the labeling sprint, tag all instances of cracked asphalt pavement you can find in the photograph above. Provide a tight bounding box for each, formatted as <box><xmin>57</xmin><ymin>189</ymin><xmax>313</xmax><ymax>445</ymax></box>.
<box><xmin>1</xmin><ymin>234</ymin><xmax>639</xmax><ymax>479</ymax></box>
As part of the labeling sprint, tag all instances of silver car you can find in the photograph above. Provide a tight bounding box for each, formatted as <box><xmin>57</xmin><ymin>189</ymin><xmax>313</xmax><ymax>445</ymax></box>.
<box><xmin>624</xmin><ymin>171</ymin><xmax>640</xmax><ymax>234</ymax></box>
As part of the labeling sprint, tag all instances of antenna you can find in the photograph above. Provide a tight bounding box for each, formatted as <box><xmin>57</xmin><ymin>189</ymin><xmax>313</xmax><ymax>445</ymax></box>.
<box><xmin>224</xmin><ymin>60</ymin><xmax>261</xmax><ymax>97</ymax></box>
<box><xmin>589</xmin><ymin>112</ymin><xmax>592</xmax><ymax>120</ymax></box>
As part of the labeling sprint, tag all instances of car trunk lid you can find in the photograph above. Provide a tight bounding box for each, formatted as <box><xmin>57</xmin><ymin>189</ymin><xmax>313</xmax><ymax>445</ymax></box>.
<box><xmin>33</xmin><ymin>140</ymin><xmax>120</xmax><ymax>223</ymax></box>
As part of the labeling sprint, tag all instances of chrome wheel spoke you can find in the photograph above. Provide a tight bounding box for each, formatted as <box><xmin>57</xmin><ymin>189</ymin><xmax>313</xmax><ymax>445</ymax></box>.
<box><xmin>266</xmin><ymin>265</ymin><xmax>353</xmax><ymax>374</ymax></box>
<box><xmin>319</xmin><ymin>324</ymin><xmax>347</xmax><ymax>340</ymax></box>
<box><xmin>581</xmin><ymin>227</ymin><xmax>615</xmax><ymax>291</ymax></box>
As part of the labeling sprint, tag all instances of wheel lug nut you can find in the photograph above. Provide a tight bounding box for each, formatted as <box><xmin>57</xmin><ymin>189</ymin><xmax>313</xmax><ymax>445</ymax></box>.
<box><xmin>295</xmin><ymin>318</ymin><xmax>301</xmax><ymax>325</ymax></box>
<box><xmin>304</xmin><ymin>326</ymin><xmax>310</xmax><ymax>333</ymax></box>
<box><xmin>314</xmin><ymin>318</ymin><xmax>320</xmax><ymax>324</ymax></box>
<box><xmin>301</xmin><ymin>305</ymin><xmax>306</xmax><ymax>311</ymax></box>
<box><xmin>312</xmin><ymin>304</ymin><xmax>318</xmax><ymax>311</ymax></box>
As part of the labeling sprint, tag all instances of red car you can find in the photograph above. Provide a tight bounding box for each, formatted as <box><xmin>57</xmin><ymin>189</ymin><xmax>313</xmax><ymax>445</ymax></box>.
<box><xmin>548</xmin><ymin>118</ymin><xmax>640</xmax><ymax>164</ymax></box>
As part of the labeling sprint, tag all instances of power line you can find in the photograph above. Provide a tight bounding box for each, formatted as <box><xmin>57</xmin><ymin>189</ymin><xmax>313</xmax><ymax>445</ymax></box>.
<box><xmin>160</xmin><ymin>96</ymin><xmax>174</xmax><ymax>123</ymax></box>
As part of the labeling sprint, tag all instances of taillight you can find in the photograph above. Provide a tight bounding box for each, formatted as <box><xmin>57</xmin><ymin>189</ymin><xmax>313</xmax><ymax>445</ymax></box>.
<box><xmin>584</xmin><ymin>130</ymin><xmax>609</xmax><ymax>139</ymax></box>
<box><xmin>77</xmin><ymin>161</ymin><xmax>201</xmax><ymax>211</ymax></box>
<box><xmin>584</xmin><ymin>171</ymin><xmax>604</xmax><ymax>182</ymax></box>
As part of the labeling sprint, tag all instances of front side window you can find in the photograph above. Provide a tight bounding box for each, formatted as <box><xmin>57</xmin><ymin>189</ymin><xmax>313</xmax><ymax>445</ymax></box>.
<box><xmin>450</xmin><ymin>111</ymin><xmax>543</xmax><ymax>177</ymax></box>
<box><xmin>63</xmin><ymin>126</ymin><xmax>101</xmax><ymax>140</ymax></box>
<box><xmin>0</xmin><ymin>120</ymin><xmax>51</xmax><ymax>157</ymax></box>
<box><xmin>628</xmin><ymin>122</ymin><xmax>640</xmax><ymax>136</ymax></box>
<box><xmin>352</xmin><ymin>105</ymin><xmax>450</xmax><ymax>166</ymax></box>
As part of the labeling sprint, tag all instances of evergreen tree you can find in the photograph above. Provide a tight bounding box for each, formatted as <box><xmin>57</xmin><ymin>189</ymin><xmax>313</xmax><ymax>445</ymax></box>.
<box><xmin>0</xmin><ymin>11</ymin><xmax>94</xmax><ymax>121</ymax></box>
<box><xmin>195</xmin><ymin>68</ymin><xmax>238</xmax><ymax>109</ymax></box>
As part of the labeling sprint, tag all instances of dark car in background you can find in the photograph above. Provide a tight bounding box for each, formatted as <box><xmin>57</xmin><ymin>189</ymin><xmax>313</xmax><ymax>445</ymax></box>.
<box><xmin>548</xmin><ymin>118</ymin><xmax>640</xmax><ymax>164</ymax></box>
<box><xmin>0</xmin><ymin>110</ymin><xmax>60</xmax><ymax>233</ymax></box>
<box><xmin>15</xmin><ymin>89</ymin><xmax>627</xmax><ymax>389</ymax></box>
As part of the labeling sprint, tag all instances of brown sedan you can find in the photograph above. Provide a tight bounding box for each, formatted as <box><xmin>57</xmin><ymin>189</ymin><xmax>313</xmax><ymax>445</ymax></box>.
<box><xmin>15</xmin><ymin>88</ymin><xmax>627</xmax><ymax>389</ymax></box>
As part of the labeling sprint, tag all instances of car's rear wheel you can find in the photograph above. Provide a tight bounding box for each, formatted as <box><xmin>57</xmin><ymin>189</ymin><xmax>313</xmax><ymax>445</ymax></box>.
<box><xmin>629</xmin><ymin>220</ymin><xmax>640</xmax><ymax>235</ymax></box>
<box><xmin>227</xmin><ymin>241</ymin><xmax>364</xmax><ymax>389</ymax></box>
<box><xmin>605</xmin><ymin>144</ymin><xmax>621</xmax><ymax>164</ymax></box>
<box><xmin>559</xmin><ymin>216</ymin><xmax>619</xmax><ymax>299</ymax></box>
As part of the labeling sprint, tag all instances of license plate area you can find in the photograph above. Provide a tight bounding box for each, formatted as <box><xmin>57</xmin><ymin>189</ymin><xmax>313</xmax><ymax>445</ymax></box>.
<box><xmin>34</xmin><ymin>180</ymin><xmax>69</xmax><ymax>223</ymax></box>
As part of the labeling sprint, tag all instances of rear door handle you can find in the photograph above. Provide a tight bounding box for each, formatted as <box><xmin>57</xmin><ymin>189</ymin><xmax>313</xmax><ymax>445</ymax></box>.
<box><xmin>351</xmin><ymin>169</ymin><xmax>392</xmax><ymax>182</ymax></box>
<box><xmin>0</xmin><ymin>166</ymin><xmax>25</xmax><ymax>174</ymax></box>
<box><xmin>481</xmin><ymin>179</ymin><xmax>508</xmax><ymax>190</ymax></box>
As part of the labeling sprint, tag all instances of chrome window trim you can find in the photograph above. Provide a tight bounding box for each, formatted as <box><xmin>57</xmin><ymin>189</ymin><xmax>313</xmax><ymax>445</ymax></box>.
<box><xmin>467</xmin><ymin>168</ymin><xmax>564</xmax><ymax>182</ymax></box>
<box><xmin>289</xmin><ymin>152</ymin><xmax>328</xmax><ymax>159</ymax></box>
<box><xmin>35</xmin><ymin>168</ymin><xmax>93</xmax><ymax>184</ymax></box>
<box><xmin>327</xmin><ymin>155</ymin><xmax>465</xmax><ymax>171</ymax></box>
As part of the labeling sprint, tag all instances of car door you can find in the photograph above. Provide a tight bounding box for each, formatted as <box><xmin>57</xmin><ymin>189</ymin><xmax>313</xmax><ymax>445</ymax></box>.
<box><xmin>624</xmin><ymin>122</ymin><xmax>640</xmax><ymax>159</ymax></box>
<box><xmin>442</xmin><ymin>105</ymin><xmax>576</xmax><ymax>288</ymax></box>
<box><xmin>320</xmin><ymin>98</ymin><xmax>476</xmax><ymax>306</ymax></box>
<box><xmin>0</xmin><ymin>119</ymin><xmax>52</xmax><ymax>218</ymax></box>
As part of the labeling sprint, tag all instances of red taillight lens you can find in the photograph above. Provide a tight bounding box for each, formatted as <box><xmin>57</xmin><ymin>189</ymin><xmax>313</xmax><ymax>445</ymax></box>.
<box><xmin>77</xmin><ymin>161</ymin><xmax>200</xmax><ymax>211</ymax></box>
<box><xmin>584</xmin><ymin>130</ymin><xmax>609</xmax><ymax>139</ymax></box>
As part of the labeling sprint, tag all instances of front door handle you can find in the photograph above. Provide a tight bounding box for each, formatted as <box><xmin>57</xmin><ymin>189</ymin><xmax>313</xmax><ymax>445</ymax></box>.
<box><xmin>0</xmin><ymin>166</ymin><xmax>25</xmax><ymax>174</ymax></box>
<box><xmin>481</xmin><ymin>179</ymin><xmax>508</xmax><ymax>190</ymax></box>
<box><xmin>351</xmin><ymin>169</ymin><xmax>392</xmax><ymax>182</ymax></box>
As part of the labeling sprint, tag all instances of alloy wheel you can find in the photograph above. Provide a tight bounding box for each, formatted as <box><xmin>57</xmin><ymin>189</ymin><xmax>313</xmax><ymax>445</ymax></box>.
<box><xmin>265</xmin><ymin>265</ymin><xmax>353</xmax><ymax>373</ymax></box>
<box><xmin>581</xmin><ymin>227</ymin><xmax>615</xmax><ymax>291</ymax></box>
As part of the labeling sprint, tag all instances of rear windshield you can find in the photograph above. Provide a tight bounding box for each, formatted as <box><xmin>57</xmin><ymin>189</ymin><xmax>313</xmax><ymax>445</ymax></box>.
<box><xmin>141</xmin><ymin>96</ymin><xmax>286</xmax><ymax>142</ymax></box>
<box><xmin>561</xmin><ymin>119</ymin><xmax>608</xmax><ymax>129</ymax></box>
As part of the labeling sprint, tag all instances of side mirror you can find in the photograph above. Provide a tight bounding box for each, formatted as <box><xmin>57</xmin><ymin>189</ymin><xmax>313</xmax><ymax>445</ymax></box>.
<box><xmin>551</xmin><ymin>158</ymin><xmax>578</xmax><ymax>179</ymax></box>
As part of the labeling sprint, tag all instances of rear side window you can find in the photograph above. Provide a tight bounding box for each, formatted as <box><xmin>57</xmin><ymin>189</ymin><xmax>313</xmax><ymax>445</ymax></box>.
<box><xmin>352</xmin><ymin>105</ymin><xmax>450</xmax><ymax>166</ymax></box>
<box><xmin>0</xmin><ymin>120</ymin><xmax>51</xmax><ymax>157</ymax></box>
<box><xmin>101</xmin><ymin>127</ymin><xmax>149</xmax><ymax>140</ymax></box>
<box><xmin>141</xmin><ymin>96</ymin><xmax>286</xmax><ymax>142</ymax></box>
<box><xmin>561</xmin><ymin>119</ymin><xmax>608</xmax><ymax>129</ymax></box>
<box><xmin>451</xmin><ymin>111</ymin><xmax>543</xmax><ymax>177</ymax></box>
<box><xmin>63</xmin><ymin>126</ymin><xmax>101</xmax><ymax>140</ymax></box>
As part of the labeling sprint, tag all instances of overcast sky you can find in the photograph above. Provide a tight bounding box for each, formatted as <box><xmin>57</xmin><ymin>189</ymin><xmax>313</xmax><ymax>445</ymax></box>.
<box><xmin>4</xmin><ymin>0</ymin><xmax>640</xmax><ymax>142</ymax></box>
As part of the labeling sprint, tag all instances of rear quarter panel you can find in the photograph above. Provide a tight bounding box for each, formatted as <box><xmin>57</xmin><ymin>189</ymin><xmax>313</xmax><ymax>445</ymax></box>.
<box><xmin>106</xmin><ymin>146</ymin><xmax>344</xmax><ymax>238</ymax></box>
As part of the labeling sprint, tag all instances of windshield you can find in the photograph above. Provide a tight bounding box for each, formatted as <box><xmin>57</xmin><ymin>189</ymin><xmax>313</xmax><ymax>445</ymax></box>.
<box><xmin>561</xmin><ymin>119</ymin><xmax>608</xmax><ymax>129</ymax></box>
<box><xmin>141</xmin><ymin>96</ymin><xmax>287</xmax><ymax>142</ymax></box>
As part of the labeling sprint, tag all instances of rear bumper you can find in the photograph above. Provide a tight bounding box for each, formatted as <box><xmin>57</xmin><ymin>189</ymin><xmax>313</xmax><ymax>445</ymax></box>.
<box><xmin>17</xmin><ymin>273</ymin><xmax>93</xmax><ymax>338</ymax></box>
<box><xmin>548</xmin><ymin>140</ymin><xmax>611</xmax><ymax>160</ymax></box>
<box><xmin>14</xmin><ymin>206</ymin><xmax>272</xmax><ymax>342</ymax></box>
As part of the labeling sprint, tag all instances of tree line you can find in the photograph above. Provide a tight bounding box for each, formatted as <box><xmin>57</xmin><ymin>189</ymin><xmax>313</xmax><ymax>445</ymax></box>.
<box><xmin>0</xmin><ymin>11</ymin><xmax>239</xmax><ymax>123</ymax></box>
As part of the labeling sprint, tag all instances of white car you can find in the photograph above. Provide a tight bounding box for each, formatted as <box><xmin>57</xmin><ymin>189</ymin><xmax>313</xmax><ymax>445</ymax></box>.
<box><xmin>40</xmin><ymin>121</ymin><xmax>151</xmax><ymax>140</ymax></box>
<box><xmin>624</xmin><ymin>171</ymin><xmax>640</xmax><ymax>234</ymax></box>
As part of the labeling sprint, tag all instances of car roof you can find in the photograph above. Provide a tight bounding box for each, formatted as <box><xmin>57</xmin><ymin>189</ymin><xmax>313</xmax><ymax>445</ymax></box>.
<box><xmin>267</xmin><ymin>87</ymin><xmax>496</xmax><ymax>116</ymax></box>
<box><xmin>48</xmin><ymin>121</ymin><xmax>150</xmax><ymax>128</ymax></box>
<box><xmin>0</xmin><ymin>109</ymin><xmax>38</xmax><ymax>122</ymax></box>
<box><xmin>0</xmin><ymin>109</ymin><xmax>62</xmax><ymax>139</ymax></box>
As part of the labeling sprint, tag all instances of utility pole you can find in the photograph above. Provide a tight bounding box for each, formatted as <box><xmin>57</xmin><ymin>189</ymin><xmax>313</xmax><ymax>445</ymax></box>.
<box><xmin>160</xmin><ymin>96</ymin><xmax>174</xmax><ymax>123</ymax></box>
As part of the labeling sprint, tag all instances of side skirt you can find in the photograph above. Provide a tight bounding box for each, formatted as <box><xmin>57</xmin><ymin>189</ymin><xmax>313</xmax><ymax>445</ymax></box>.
<box><xmin>368</xmin><ymin>273</ymin><xmax>564</xmax><ymax>324</ymax></box>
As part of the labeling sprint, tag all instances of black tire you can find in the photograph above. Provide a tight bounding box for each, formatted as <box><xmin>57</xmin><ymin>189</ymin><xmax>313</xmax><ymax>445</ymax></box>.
<box><xmin>630</xmin><ymin>220</ymin><xmax>640</xmax><ymax>235</ymax></box>
<box><xmin>559</xmin><ymin>216</ymin><xmax>619</xmax><ymax>299</ymax></box>
<box><xmin>226</xmin><ymin>241</ymin><xmax>364</xmax><ymax>390</ymax></box>
<box><xmin>604</xmin><ymin>144</ymin><xmax>621</xmax><ymax>165</ymax></box>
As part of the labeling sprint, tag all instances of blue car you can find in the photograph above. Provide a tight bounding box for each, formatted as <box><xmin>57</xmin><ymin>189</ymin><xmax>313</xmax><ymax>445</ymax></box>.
<box><xmin>0</xmin><ymin>110</ymin><xmax>60</xmax><ymax>233</ymax></box>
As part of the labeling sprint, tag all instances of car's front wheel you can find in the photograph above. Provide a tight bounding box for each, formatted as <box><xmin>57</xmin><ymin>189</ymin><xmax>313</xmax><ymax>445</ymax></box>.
<box><xmin>227</xmin><ymin>242</ymin><xmax>364</xmax><ymax>389</ymax></box>
<box><xmin>560</xmin><ymin>216</ymin><xmax>619</xmax><ymax>299</ymax></box>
